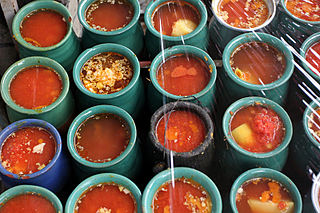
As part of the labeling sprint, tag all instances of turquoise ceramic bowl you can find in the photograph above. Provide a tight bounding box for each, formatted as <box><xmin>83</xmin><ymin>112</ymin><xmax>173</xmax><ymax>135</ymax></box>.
<box><xmin>148</xmin><ymin>45</ymin><xmax>217</xmax><ymax>113</ymax></box>
<box><xmin>0</xmin><ymin>56</ymin><xmax>75</xmax><ymax>131</ymax></box>
<box><xmin>230</xmin><ymin>168</ymin><xmax>302</xmax><ymax>213</ymax></box>
<box><xmin>0</xmin><ymin>185</ymin><xmax>63</xmax><ymax>212</ymax></box>
<box><xmin>222</xmin><ymin>32</ymin><xmax>294</xmax><ymax>106</ymax></box>
<box><xmin>209</xmin><ymin>0</ymin><xmax>276</xmax><ymax>50</ymax></box>
<box><xmin>65</xmin><ymin>173</ymin><xmax>141</xmax><ymax>213</ymax></box>
<box><xmin>144</xmin><ymin>0</ymin><xmax>208</xmax><ymax>58</ymax></box>
<box><xmin>312</xmin><ymin>172</ymin><xmax>320</xmax><ymax>212</ymax></box>
<box><xmin>12</xmin><ymin>0</ymin><xmax>81</xmax><ymax>71</ymax></box>
<box><xmin>291</xmin><ymin>98</ymin><xmax>320</xmax><ymax>177</ymax></box>
<box><xmin>78</xmin><ymin>0</ymin><xmax>143</xmax><ymax>54</ymax></box>
<box><xmin>67</xmin><ymin>105</ymin><xmax>142</xmax><ymax>180</ymax></box>
<box><xmin>73</xmin><ymin>43</ymin><xmax>144</xmax><ymax>118</ymax></box>
<box><xmin>142</xmin><ymin>167</ymin><xmax>222</xmax><ymax>212</ymax></box>
<box><xmin>300</xmin><ymin>32</ymin><xmax>320</xmax><ymax>82</ymax></box>
<box><xmin>222</xmin><ymin>97</ymin><xmax>293</xmax><ymax>176</ymax></box>
<box><xmin>276</xmin><ymin>0</ymin><xmax>320</xmax><ymax>48</ymax></box>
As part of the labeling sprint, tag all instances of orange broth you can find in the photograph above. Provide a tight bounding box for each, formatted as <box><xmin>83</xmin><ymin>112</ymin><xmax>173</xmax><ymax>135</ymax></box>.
<box><xmin>153</xmin><ymin>177</ymin><xmax>212</xmax><ymax>213</ymax></box>
<box><xmin>75</xmin><ymin>113</ymin><xmax>130</xmax><ymax>163</ymax></box>
<box><xmin>230</xmin><ymin>42</ymin><xmax>286</xmax><ymax>85</ymax></box>
<box><xmin>307</xmin><ymin>107</ymin><xmax>320</xmax><ymax>143</ymax></box>
<box><xmin>156</xmin><ymin>110</ymin><xmax>206</xmax><ymax>152</ymax></box>
<box><xmin>152</xmin><ymin>0</ymin><xmax>200</xmax><ymax>36</ymax></box>
<box><xmin>75</xmin><ymin>183</ymin><xmax>136</xmax><ymax>213</ymax></box>
<box><xmin>156</xmin><ymin>54</ymin><xmax>210</xmax><ymax>96</ymax></box>
<box><xmin>1</xmin><ymin>127</ymin><xmax>56</xmax><ymax>175</ymax></box>
<box><xmin>236</xmin><ymin>178</ymin><xmax>294</xmax><ymax>213</ymax></box>
<box><xmin>218</xmin><ymin>0</ymin><xmax>269</xmax><ymax>29</ymax></box>
<box><xmin>306</xmin><ymin>41</ymin><xmax>320</xmax><ymax>76</ymax></box>
<box><xmin>85</xmin><ymin>0</ymin><xmax>134</xmax><ymax>31</ymax></box>
<box><xmin>285</xmin><ymin>0</ymin><xmax>320</xmax><ymax>22</ymax></box>
<box><xmin>9</xmin><ymin>66</ymin><xmax>63</xmax><ymax>109</ymax></box>
<box><xmin>20</xmin><ymin>9</ymin><xmax>67</xmax><ymax>47</ymax></box>
<box><xmin>0</xmin><ymin>193</ymin><xmax>56</xmax><ymax>213</ymax></box>
<box><xmin>230</xmin><ymin>105</ymin><xmax>285</xmax><ymax>153</ymax></box>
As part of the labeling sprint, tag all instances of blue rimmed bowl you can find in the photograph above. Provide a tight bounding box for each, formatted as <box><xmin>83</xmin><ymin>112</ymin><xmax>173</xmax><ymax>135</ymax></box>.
<box><xmin>0</xmin><ymin>119</ymin><xmax>70</xmax><ymax>193</ymax></box>
<box><xmin>73</xmin><ymin>43</ymin><xmax>144</xmax><ymax>118</ymax></box>
<box><xmin>12</xmin><ymin>0</ymin><xmax>80</xmax><ymax>71</ymax></box>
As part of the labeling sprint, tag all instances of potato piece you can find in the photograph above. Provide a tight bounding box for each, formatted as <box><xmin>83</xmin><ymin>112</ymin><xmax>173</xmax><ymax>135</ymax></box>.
<box><xmin>171</xmin><ymin>19</ymin><xmax>197</xmax><ymax>36</ymax></box>
<box><xmin>248</xmin><ymin>199</ymin><xmax>294</xmax><ymax>213</ymax></box>
<box><xmin>231</xmin><ymin>123</ymin><xmax>255</xmax><ymax>147</ymax></box>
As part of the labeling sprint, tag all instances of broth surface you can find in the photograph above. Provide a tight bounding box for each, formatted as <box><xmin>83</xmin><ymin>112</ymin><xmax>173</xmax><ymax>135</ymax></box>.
<box><xmin>306</xmin><ymin>41</ymin><xmax>320</xmax><ymax>76</ymax></box>
<box><xmin>156</xmin><ymin>54</ymin><xmax>210</xmax><ymax>96</ymax></box>
<box><xmin>75</xmin><ymin>183</ymin><xmax>136</xmax><ymax>213</ymax></box>
<box><xmin>307</xmin><ymin>107</ymin><xmax>320</xmax><ymax>143</ymax></box>
<box><xmin>152</xmin><ymin>0</ymin><xmax>200</xmax><ymax>36</ymax></box>
<box><xmin>10</xmin><ymin>66</ymin><xmax>62</xmax><ymax>109</ymax></box>
<box><xmin>85</xmin><ymin>0</ymin><xmax>134</xmax><ymax>31</ymax></box>
<box><xmin>230</xmin><ymin>41</ymin><xmax>286</xmax><ymax>85</ymax></box>
<box><xmin>75</xmin><ymin>113</ymin><xmax>130</xmax><ymax>163</ymax></box>
<box><xmin>20</xmin><ymin>9</ymin><xmax>67</xmax><ymax>47</ymax></box>
<box><xmin>153</xmin><ymin>177</ymin><xmax>212</xmax><ymax>213</ymax></box>
<box><xmin>218</xmin><ymin>0</ymin><xmax>269</xmax><ymax>29</ymax></box>
<box><xmin>230</xmin><ymin>105</ymin><xmax>285</xmax><ymax>153</ymax></box>
<box><xmin>156</xmin><ymin>110</ymin><xmax>206</xmax><ymax>152</ymax></box>
<box><xmin>81</xmin><ymin>52</ymin><xmax>133</xmax><ymax>94</ymax></box>
<box><xmin>285</xmin><ymin>0</ymin><xmax>320</xmax><ymax>22</ymax></box>
<box><xmin>236</xmin><ymin>178</ymin><xmax>294</xmax><ymax>213</ymax></box>
<box><xmin>0</xmin><ymin>193</ymin><xmax>56</xmax><ymax>213</ymax></box>
<box><xmin>1</xmin><ymin>127</ymin><xmax>56</xmax><ymax>175</ymax></box>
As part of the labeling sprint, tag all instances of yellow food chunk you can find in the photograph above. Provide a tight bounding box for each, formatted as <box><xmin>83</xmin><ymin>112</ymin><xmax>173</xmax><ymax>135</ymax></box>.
<box><xmin>171</xmin><ymin>19</ymin><xmax>197</xmax><ymax>36</ymax></box>
<box><xmin>248</xmin><ymin>199</ymin><xmax>294</xmax><ymax>213</ymax></box>
<box><xmin>231</xmin><ymin>123</ymin><xmax>255</xmax><ymax>147</ymax></box>
<box><xmin>234</xmin><ymin>68</ymin><xmax>260</xmax><ymax>84</ymax></box>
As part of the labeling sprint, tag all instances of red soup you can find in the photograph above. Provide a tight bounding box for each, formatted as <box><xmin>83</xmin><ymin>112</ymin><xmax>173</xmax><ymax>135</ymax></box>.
<box><xmin>307</xmin><ymin>107</ymin><xmax>320</xmax><ymax>143</ymax></box>
<box><xmin>0</xmin><ymin>193</ymin><xmax>56</xmax><ymax>213</ymax></box>
<box><xmin>230</xmin><ymin>104</ymin><xmax>285</xmax><ymax>153</ymax></box>
<box><xmin>75</xmin><ymin>183</ymin><xmax>136</xmax><ymax>213</ymax></box>
<box><xmin>75</xmin><ymin>113</ymin><xmax>130</xmax><ymax>163</ymax></box>
<box><xmin>236</xmin><ymin>178</ymin><xmax>294</xmax><ymax>213</ymax></box>
<box><xmin>156</xmin><ymin>110</ymin><xmax>206</xmax><ymax>152</ymax></box>
<box><xmin>156</xmin><ymin>54</ymin><xmax>210</xmax><ymax>96</ymax></box>
<box><xmin>218</xmin><ymin>0</ymin><xmax>269</xmax><ymax>29</ymax></box>
<box><xmin>20</xmin><ymin>9</ymin><xmax>67</xmax><ymax>47</ymax></box>
<box><xmin>152</xmin><ymin>0</ymin><xmax>200</xmax><ymax>36</ymax></box>
<box><xmin>306</xmin><ymin>41</ymin><xmax>320</xmax><ymax>76</ymax></box>
<box><xmin>1</xmin><ymin>127</ymin><xmax>56</xmax><ymax>175</ymax></box>
<box><xmin>85</xmin><ymin>0</ymin><xmax>134</xmax><ymax>32</ymax></box>
<box><xmin>230</xmin><ymin>42</ymin><xmax>286</xmax><ymax>85</ymax></box>
<box><xmin>286</xmin><ymin>0</ymin><xmax>320</xmax><ymax>22</ymax></box>
<box><xmin>153</xmin><ymin>177</ymin><xmax>212</xmax><ymax>212</ymax></box>
<box><xmin>9</xmin><ymin>66</ymin><xmax>63</xmax><ymax>109</ymax></box>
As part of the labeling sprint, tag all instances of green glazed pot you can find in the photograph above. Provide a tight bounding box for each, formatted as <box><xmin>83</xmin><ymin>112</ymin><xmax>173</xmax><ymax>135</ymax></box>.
<box><xmin>148</xmin><ymin>45</ymin><xmax>217</xmax><ymax>113</ymax></box>
<box><xmin>144</xmin><ymin>0</ymin><xmax>208</xmax><ymax>58</ymax></box>
<box><xmin>312</xmin><ymin>172</ymin><xmax>320</xmax><ymax>212</ymax></box>
<box><xmin>65</xmin><ymin>173</ymin><xmax>142</xmax><ymax>213</ymax></box>
<box><xmin>222</xmin><ymin>32</ymin><xmax>294</xmax><ymax>106</ymax></box>
<box><xmin>222</xmin><ymin>97</ymin><xmax>293</xmax><ymax>177</ymax></box>
<box><xmin>291</xmin><ymin>98</ymin><xmax>320</xmax><ymax>177</ymax></box>
<box><xmin>0</xmin><ymin>56</ymin><xmax>75</xmax><ymax>132</ymax></box>
<box><xmin>12</xmin><ymin>0</ymin><xmax>81</xmax><ymax>72</ymax></box>
<box><xmin>0</xmin><ymin>185</ymin><xmax>63</xmax><ymax>212</ymax></box>
<box><xmin>300</xmin><ymin>32</ymin><xmax>320</xmax><ymax>83</ymax></box>
<box><xmin>275</xmin><ymin>0</ymin><xmax>320</xmax><ymax>49</ymax></box>
<box><xmin>142</xmin><ymin>167</ymin><xmax>222</xmax><ymax>213</ymax></box>
<box><xmin>230</xmin><ymin>168</ymin><xmax>302</xmax><ymax>213</ymax></box>
<box><xmin>78</xmin><ymin>0</ymin><xmax>143</xmax><ymax>55</ymax></box>
<box><xmin>67</xmin><ymin>105</ymin><xmax>142</xmax><ymax>180</ymax></box>
<box><xmin>73</xmin><ymin>43</ymin><xmax>144</xmax><ymax>118</ymax></box>
<box><xmin>209</xmin><ymin>0</ymin><xmax>276</xmax><ymax>50</ymax></box>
